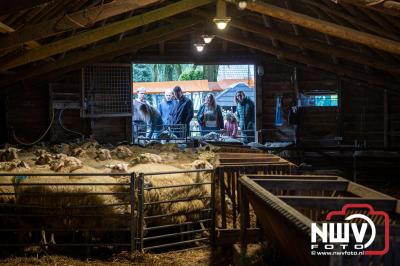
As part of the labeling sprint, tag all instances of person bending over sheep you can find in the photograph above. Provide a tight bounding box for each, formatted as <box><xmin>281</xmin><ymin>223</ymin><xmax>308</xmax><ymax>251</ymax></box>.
<box><xmin>139</xmin><ymin>104</ymin><xmax>163</xmax><ymax>139</ymax></box>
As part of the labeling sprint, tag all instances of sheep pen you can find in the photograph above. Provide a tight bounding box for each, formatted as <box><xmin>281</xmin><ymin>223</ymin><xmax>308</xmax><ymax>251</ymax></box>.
<box><xmin>0</xmin><ymin>141</ymin><xmax>216</xmax><ymax>253</ymax></box>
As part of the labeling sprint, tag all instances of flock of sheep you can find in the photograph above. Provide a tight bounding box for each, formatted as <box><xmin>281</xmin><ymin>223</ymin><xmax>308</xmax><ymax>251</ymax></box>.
<box><xmin>0</xmin><ymin>140</ymin><xmax>215</xmax><ymax>248</ymax></box>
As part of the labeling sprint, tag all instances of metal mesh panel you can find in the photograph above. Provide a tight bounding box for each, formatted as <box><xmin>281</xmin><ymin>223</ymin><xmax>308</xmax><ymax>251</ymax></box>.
<box><xmin>82</xmin><ymin>64</ymin><xmax>132</xmax><ymax>117</ymax></box>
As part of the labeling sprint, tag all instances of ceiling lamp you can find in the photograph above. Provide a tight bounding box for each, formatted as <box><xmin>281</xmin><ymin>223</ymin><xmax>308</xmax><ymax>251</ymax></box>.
<box><xmin>238</xmin><ymin>1</ymin><xmax>247</xmax><ymax>10</ymax></box>
<box><xmin>201</xmin><ymin>34</ymin><xmax>215</xmax><ymax>44</ymax></box>
<box><xmin>213</xmin><ymin>0</ymin><xmax>231</xmax><ymax>30</ymax></box>
<box><xmin>194</xmin><ymin>43</ymin><xmax>205</xmax><ymax>52</ymax></box>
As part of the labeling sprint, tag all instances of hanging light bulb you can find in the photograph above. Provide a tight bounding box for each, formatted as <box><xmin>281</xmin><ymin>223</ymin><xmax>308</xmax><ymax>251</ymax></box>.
<box><xmin>213</xmin><ymin>0</ymin><xmax>231</xmax><ymax>30</ymax></box>
<box><xmin>213</xmin><ymin>18</ymin><xmax>231</xmax><ymax>30</ymax></box>
<box><xmin>238</xmin><ymin>1</ymin><xmax>247</xmax><ymax>10</ymax></box>
<box><xmin>194</xmin><ymin>43</ymin><xmax>205</xmax><ymax>52</ymax></box>
<box><xmin>201</xmin><ymin>34</ymin><xmax>215</xmax><ymax>44</ymax></box>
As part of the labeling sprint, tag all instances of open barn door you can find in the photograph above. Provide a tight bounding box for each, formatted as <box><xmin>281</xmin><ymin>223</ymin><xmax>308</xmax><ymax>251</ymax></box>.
<box><xmin>82</xmin><ymin>64</ymin><xmax>132</xmax><ymax>143</ymax></box>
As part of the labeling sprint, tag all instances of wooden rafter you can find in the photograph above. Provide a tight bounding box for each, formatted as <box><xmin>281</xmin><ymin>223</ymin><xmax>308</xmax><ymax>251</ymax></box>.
<box><xmin>302</xmin><ymin>0</ymin><xmax>400</xmax><ymax>40</ymax></box>
<box><xmin>0</xmin><ymin>22</ymin><xmax>40</xmax><ymax>50</ymax></box>
<box><xmin>313</xmin><ymin>2</ymin><xmax>400</xmax><ymax>80</ymax></box>
<box><xmin>229</xmin><ymin>19</ymin><xmax>400</xmax><ymax>74</ymax></box>
<box><xmin>244</xmin><ymin>1</ymin><xmax>400</xmax><ymax>55</ymax></box>
<box><xmin>284</xmin><ymin>0</ymin><xmax>310</xmax><ymax>58</ymax></box>
<box><xmin>215</xmin><ymin>31</ymin><xmax>399</xmax><ymax>91</ymax></box>
<box><xmin>0</xmin><ymin>0</ymin><xmax>160</xmax><ymax>52</ymax></box>
<box><xmin>332</xmin><ymin>0</ymin><xmax>400</xmax><ymax>17</ymax></box>
<box><xmin>0</xmin><ymin>0</ymin><xmax>213</xmax><ymax>73</ymax></box>
<box><xmin>0</xmin><ymin>21</ymin><xmax>55</xmax><ymax>62</ymax></box>
<box><xmin>0</xmin><ymin>0</ymin><xmax>57</xmax><ymax>16</ymax></box>
<box><xmin>0</xmin><ymin>17</ymin><xmax>202</xmax><ymax>89</ymax></box>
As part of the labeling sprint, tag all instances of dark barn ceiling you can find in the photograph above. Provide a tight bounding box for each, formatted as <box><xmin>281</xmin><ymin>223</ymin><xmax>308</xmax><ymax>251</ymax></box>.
<box><xmin>0</xmin><ymin>0</ymin><xmax>399</xmax><ymax>91</ymax></box>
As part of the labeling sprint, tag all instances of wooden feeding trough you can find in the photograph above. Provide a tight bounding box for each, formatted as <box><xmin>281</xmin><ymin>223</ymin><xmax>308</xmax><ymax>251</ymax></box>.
<box><xmin>238</xmin><ymin>174</ymin><xmax>400</xmax><ymax>266</ymax></box>
<box><xmin>216</xmin><ymin>152</ymin><xmax>297</xmax><ymax>229</ymax></box>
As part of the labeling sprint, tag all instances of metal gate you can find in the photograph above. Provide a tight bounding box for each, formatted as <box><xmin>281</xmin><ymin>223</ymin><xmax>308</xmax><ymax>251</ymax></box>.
<box><xmin>0</xmin><ymin>169</ymin><xmax>215</xmax><ymax>253</ymax></box>
<box><xmin>136</xmin><ymin>169</ymin><xmax>215</xmax><ymax>251</ymax></box>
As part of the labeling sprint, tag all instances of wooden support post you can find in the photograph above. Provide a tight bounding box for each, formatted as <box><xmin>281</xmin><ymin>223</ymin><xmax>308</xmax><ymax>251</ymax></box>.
<box><xmin>245</xmin><ymin>1</ymin><xmax>400</xmax><ymax>54</ymax></box>
<box><xmin>0</xmin><ymin>0</ymin><xmax>213</xmax><ymax>72</ymax></box>
<box><xmin>384</xmin><ymin>89</ymin><xmax>389</xmax><ymax>148</ymax></box>
<box><xmin>219</xmin><ymin>167</ymin><xmax>227</xmax><ymax>229</ymax></box>
<box><xmin>240</xmin><ymin>186</ymin><xmax>249</xmax><ymax>258</ymax></box>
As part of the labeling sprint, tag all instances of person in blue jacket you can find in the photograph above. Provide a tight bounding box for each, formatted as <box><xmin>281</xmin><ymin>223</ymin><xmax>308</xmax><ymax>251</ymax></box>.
<box><xmin>235</xmin><ymin>90</ymin><xmax>255</xmax><ymax>143</ymax></box>
<box><xmin>158</xmin><ymin>89</ymin><xmax>176</xmax><ymax>125</ymax></box>
<box><xmin>197</xmin><ymin>93</ymin><xmax>224</xmax><ymax>136</ymax></box>
<box><xmin>168</xmin><ymin>86</ymin><xmax>194</xmax><ymax>137</ymax></box>
<box><xmin>139</xmin><ymin>104</ymin><xmax>163</xmax><ymax>139</ymax></box>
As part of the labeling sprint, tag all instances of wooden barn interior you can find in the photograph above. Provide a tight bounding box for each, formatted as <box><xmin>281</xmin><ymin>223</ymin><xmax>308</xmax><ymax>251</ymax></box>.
<box><xmin>1</xmin><ymin>0</ymin><xmax>400</xmax><ymax>265</ymax></box>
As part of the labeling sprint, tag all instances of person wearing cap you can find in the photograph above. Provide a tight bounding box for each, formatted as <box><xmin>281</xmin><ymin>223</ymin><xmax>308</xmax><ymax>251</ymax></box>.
<box><xmin>132</xmin><ymin>87</ymin><xmax>149</xmax><ymax>141</ymax></box>
<box><xmin>157</xmin><ymin>89</ymin><xmax>177</xmax><ymax>125</ymax></box>
<box><xmin>168</xmin><ymin>86</ymin><xmax>193</xmax><ymax>137</ymax></box>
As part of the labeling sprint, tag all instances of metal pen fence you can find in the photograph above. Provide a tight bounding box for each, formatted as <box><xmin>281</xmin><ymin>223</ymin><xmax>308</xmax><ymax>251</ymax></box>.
<box><xmin>215</xmin><ymin>152</ymin><xmax>298</xmax><ymax>230</ymax></box>
<box><xmin>137</xmin><ymin>169</ymin><xmax>215</xmax><ymax>251</ymax></box>
<box><xmin>132</xmin><ymin>122</ymin><xmax>256</xmax><ymax>144</ymax></box>
<box><xmin>0</xmin><ymin>169</ymin><xmax>215</xmax><ymax>253</ymax></box>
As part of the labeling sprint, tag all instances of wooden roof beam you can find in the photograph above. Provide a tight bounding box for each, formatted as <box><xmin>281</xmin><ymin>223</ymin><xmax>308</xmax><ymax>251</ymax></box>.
<box><xmin>0</xmin><ymin>0</ymin><xmax>160</xmax><ymax>52</ymax></box>
<box><xmin>215</xmin><ymin>31</ymin><xmax>399</xmax><ymax>91</ymax></box>
<box><xmin>284</xmin><ymin>0</ymin><xmax>311</xmax><ymax>59</ymax></box>
<box><xmin>245</xmin><ymin>1</ymin><xmax>400</xmax><ymax>55</ymax></box>
<box><xmin>0</xmin><ymin>17</ymin><xmax>203</xmax><ymax>89</ymax></box>
<box><xmin>332</xmin><ymin>0</ymin><xmax>400</xmax><ymax>17</ymax></box>
<box><xmin>0</xmin><ymin>22</ymin><xmax>55</xmax><ymax>62</ymax></box>
<box><xmin>0</xmin><ymin>0</ymin><xmax>57</xmax><ymax>16</ymax></box>
<box><xmin>301</xmin><ymin>0</ymin><xmax>400</xmax><ymax>40</ymax></box>
<box><xmin>0</xmin><ymin>0</ymin><xmax>213</xmax><ymax>72</ymax></box>
<box><xmin>229</xmin><ymin>19</ymin><xmax>400</xmax><ymax>74</ymax></box>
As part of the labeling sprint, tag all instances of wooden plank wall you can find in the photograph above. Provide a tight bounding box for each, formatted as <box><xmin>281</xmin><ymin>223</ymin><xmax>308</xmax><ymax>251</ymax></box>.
<box><xmin>6</xmin><ymin>84</ymin><xmax>50</xmax><ymax>145</ymax></box>
<box><xmin>260</xmin><ymin>61</ymin><xmax>399</xmax><ymax>148</ymax></box>
<box><xmin>0</xmin><ymin>96</ymin><xmax>7</xmax><ymax>144</ymax></box>
<box><xmin>261</xmin><ymin>62</ymin><xmax>296</xmax><ymax>141</ymax></box>
<box><xmin>5</xmin><ymin>70</ymin><xmax>131</xmax><ymax>145</ymax></box>
<box><xmin>49</xmin><ymin>71</ymin><xmax>88</xmax><ymax>142</ymax></box>
<box><xmin>389</xmin><ymin>92</ymin><xmax>400</xmax><ymax>148</ymax></box>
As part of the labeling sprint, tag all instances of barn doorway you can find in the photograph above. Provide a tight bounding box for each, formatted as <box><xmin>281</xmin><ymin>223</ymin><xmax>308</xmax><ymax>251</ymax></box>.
<box><xmin>131</xmin><ymin>63</ymin><xmax>256</xmax><ymax>143</ymax></box>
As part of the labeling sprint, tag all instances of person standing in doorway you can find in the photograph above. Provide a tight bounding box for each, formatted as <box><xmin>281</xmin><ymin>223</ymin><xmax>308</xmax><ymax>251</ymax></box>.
<box><xmin>235</xmin><ymin>90</ymin><xmax>255</xmax><ymax>143</ymax></box>
<box><xmin>224</xmin><ymin>111</ymin><xmax>239</xmax><ymax>138</ymax></box>
<box><xmin>197</xmin><ymin>93</ymin><xmax>223</xmax><ymax>136</ymax></box>
<box><xmin>132</xmin><ymin>87</ymin><xmax>148</xmax><ymax>141</ymax></box>
<box><xmin>168</xmin><ymin>86</ymin><xmax>194</xmax><ymax>137</ymax></box>
<box><xmin>158</xmin><ymin>89</ymin><xmax>177</xmax><ymax>125</ymax></box>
